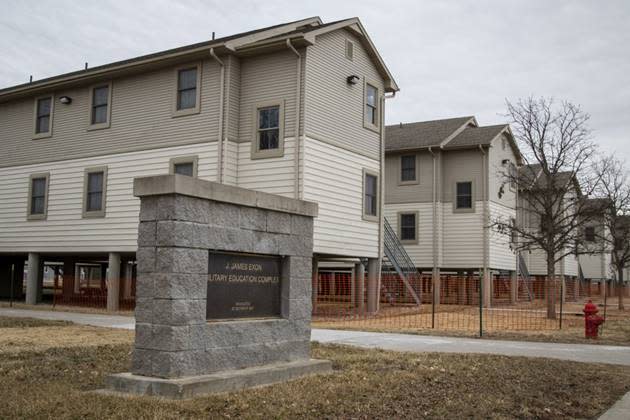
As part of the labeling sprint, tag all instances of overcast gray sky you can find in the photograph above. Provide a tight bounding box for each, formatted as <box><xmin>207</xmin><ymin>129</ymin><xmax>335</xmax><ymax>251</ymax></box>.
<box><xmin>2</xmin><ymin>0</ymin><xmax>629</xmax><ymax>160</ymax></box>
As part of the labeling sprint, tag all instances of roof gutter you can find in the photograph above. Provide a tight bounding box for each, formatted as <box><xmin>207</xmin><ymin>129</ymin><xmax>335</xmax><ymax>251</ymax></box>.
<box><xmin>209</xmin><ymin>48</ymin><xmax>225</xmax><ymax>184</ymax></box>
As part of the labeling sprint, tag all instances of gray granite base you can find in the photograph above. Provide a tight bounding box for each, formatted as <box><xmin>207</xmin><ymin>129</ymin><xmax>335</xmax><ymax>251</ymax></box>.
<box><xmin>102</xmin><ymin>359</ymin><xmax>332</xmax><ymax>399</ymax></box>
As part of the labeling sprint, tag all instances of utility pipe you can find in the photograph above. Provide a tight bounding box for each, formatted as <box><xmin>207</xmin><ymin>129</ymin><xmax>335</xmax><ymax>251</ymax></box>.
<box><xmin>286</xmin><ymin>39</ymin><xmax>302</xmax><ymax>200</ymax></box>
<box><xmin>209</xmin><ymin>48</ymin><xmax>225</xmax><ymax>183</ymax></box>
<box><xmin>479</xmin><ymin>144</ymin><xmax>489</xmax><ymax>305</ymax></box>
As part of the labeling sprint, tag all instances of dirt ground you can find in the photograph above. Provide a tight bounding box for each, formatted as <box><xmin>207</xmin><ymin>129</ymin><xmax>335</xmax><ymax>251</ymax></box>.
<box><xmin>1</xmin><ymin>316</ymin><xmax>629</xmax><ymax>419</ymax></box>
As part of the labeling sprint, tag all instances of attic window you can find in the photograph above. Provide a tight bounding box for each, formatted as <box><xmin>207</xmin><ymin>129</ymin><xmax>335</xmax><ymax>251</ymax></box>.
<box><xmin>345</xmin><ymin>40</ymin><xmax>354</xmax><ymax>61</ymax></box>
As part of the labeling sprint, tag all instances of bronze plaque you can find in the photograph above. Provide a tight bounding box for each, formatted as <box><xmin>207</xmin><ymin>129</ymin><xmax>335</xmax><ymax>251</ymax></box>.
<box><xmin>206</xmin><ymin>251</ymin><xmax>282</xmax><ymax>320</ymax></box>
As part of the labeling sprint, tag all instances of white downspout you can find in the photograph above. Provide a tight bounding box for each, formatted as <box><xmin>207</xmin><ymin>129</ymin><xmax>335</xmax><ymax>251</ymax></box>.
<box><xmin>479</xmin><ymin>144</ymin><xmax>489</xmax><ymax>282</ymax></box>
<box><xmin>428</xmin><ymin>146</ymin><xmax>438</xmax><ymax>271</ymax></box>
<box><xmin>286</xmin><ymin>39</ymin><xmax>302</xmax><ymax>200</ymax></box>
<box><xmin>210</xmin><ymin>48</ymin><xmax>225</xmax><ymax>183</ymax></box>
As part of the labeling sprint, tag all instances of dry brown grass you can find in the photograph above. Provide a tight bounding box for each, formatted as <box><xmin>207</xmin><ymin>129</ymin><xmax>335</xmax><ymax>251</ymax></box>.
<box><xmin>1</xmin><ymin>316</ymin><xmax>629</xmax><ymax>419</ymax></box>
<box><xmin>313</xmin><ymin>297</ymin><xmax>630</xmax><ymax>346</ymax></box>
<box><xmin>0</xmin><ymin>301</ymin><xmax>134</xmax><ymax>316</ymax></box>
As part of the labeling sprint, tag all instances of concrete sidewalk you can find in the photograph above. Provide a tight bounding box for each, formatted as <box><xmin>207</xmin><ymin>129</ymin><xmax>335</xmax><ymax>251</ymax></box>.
<box><xmin>2</xmin><ymin>307</ymin><xmax>629</xmax><ymax>366</ymax></box>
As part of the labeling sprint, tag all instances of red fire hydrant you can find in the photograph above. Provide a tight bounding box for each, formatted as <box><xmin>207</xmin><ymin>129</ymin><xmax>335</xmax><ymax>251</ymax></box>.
<box><xmin>583</xmin><ymin>300</ymin><xmax>604</xmax><ymax>339</ymax></box>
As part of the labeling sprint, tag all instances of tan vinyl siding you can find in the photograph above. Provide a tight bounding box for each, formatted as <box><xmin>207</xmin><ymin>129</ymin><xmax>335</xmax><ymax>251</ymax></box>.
<box><xmin>441</xmin><ymin>201</ymin><xmax>484</xmax><ymax>268</ymax></box>
<box><xmin>0</xmin><ymin>142</ymin><xmax>218</xmax><ymax>253</ymax></box>
<box><xmin>0</xmin><ymin>59</ymin><xmax>221</xmax><ymax>168</ymax></box>
<box><xmin>384</xmin><ymin>152</ymin><xmax>434</xmax><ymax>203</ymax></box>
<box><xmin>488</xmin><ymin>202</ymin><xmax>517</xmax><ymax>270</ymax></box>
<box><xmin>303</xmin><ymin>136</ymin><xmax>380</xmax><ymax>258</ymax></box>
<box><xmin>225</xmin><ymin>55</ymin><xmax>241</xmax><ymax>141</ymax></box>
<box><xmin>441</xmin><ymin>149</ymin><xmax>483</xmax><ymax>203</ymax></box>
<box><xmin>304</xmin><ymin>29</ymin><xmax>382</xmax><ymax>160</ymax></box>
<box><xmin>223</xmin><ymin>139</ymin><xmax>238</xmax><ymax>186</ymax></box>
<box><xmin>384</xmin><ymin>203</ymin><xmax>434</xmax><ymax>268</ymax></box>
<box><xmin>488</xmin><ymin>134</ymin><xmax>517</xmax><ymax>206</ymax></box>
<box><xmin>236</xmin><ymin>139</ymin><xmax>295</xmax><ymax>197</ymax></box>
<box><xmin>238</xmin><ymin>50</ymin><xmax>298</xmax><ymax>144</ymax></box>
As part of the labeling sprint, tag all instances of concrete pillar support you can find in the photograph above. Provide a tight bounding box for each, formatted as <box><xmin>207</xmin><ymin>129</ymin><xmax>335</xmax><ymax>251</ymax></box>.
<box><xmin>432</xmin><ymin>267</ymin><xmax>441</xmax><ymax>306</ymax></box>
<box><xmin>354</xmin><ymin>262</ymin><xmax>365</xmax><ymax>312</ymax></box>
<box><xmin>107</xmin><ymin>252</ymin><xmax>121</xmax><ymax>312</ymax></box>
<box><xmin>367</xmin><ymin>258</ymin><xmax>379</xmax><ymax>313</ymax></box>
<box><xmin>510</xmin><ymin>270</ymin><xmax>518</xmax><ymax>304</ymax></box>
<box><xmin>25</xmin><ymin>252</ymin><xmax>40</xmax><ymax>305</ymax></box>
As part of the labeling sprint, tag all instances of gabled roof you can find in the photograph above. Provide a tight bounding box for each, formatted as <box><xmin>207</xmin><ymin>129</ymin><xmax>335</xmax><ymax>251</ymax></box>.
<box><xmin>443</xmin><ymin>124</ymin><xmax>508</xmax><ymax>149</ymax></box>
<box><xmin>519</xmin><ymin>164</ymin><xmax>581</xmax><ymax>195</ymax></box>
<box><xmin>385</xmin><ymin>117</ymin><xmax>522</xmax><ymax>163</ymax></box>
<box><xmin>0</xmin><ymin>16</ymin><xmax>398</xmax><ymax>102</ymax></box>
<box><xmin>385</xmin><ymin>116</ymin><xmax>475</xmax><ymax>151</ymax></box>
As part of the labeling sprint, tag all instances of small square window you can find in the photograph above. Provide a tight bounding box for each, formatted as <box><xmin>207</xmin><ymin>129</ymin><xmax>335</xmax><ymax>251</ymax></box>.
<box><xmin>83</xmin><ymin>167</ymin><xmax>107</xmax><ymax>218</ymax></box>
<box><xmin>456</xmin><ymin>182</ymin><xmax>473</xmax><ymax>210</ymax></box>
<box><xmin>345</xmin><ymin>39</ymin><xmax>354</xmax><ymax>60</ymax></box>
<box><xmin>400</xmin><ymin>213</ymin><xmax>417</xmax><ymax>242</ymax></box>
<box><xmin>170</xmin><ymin>156</ymin><xmax>198</xmax><ymax>177</ymax></box>
<box><xmin>400</xmin><ymin>155</ymin><xmax>416</xmax><ymax>183</ymax></box>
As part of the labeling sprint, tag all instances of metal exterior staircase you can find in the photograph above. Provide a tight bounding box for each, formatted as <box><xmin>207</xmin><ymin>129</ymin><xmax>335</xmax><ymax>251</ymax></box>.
<box><xmin>382</xmin><ymin>218</ymin><xmax>421</xmax><ymax>305</ymax></box>
<box><xmin>518</xmin><ymin>253</ymin><xmax>533</xmax><ymax>301</ymax></box>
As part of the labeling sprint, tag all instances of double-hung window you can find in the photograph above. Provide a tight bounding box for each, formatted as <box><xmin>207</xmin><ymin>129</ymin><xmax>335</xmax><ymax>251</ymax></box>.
<box><xmin>399</xmin><ymin>212</ymin><xmax>417</xmax><ymax>243</ymax></box>
<box><xmin>365</xmin><ymin>83</ymin><xmax>378</xmax><ymax>129</ymax></box>
<box><xmin>400</xmin><ymin>155</ymin><xmax>417</xmax><ymax>183</ymax></box>
<box><xmin>252</xmin><ymin>102</ymin><xmax>284</xmax><ymax>159</ymax></box>
<box><xmin>83</xmin><ymin>167</ymin><xmax>107</xmax><ymax>218</ymax></box>
<box><xmin>34</xmin><ymin>96</ymin><xmax>53</xmax><ymax>138</ymax></box>
<box><xmin>173</xmin><ymin>64</ymin><xmax>201</xmax><ymax>116</ymax></box>
<box><xmin>27</xmin><ymin>173</ymin><xmax>49</xmax><ymax>220</ymax></box>
<box><xmin>455</xmin><ymin>181</ymin><xmax>473</xmax><ymax>210</ymax></box>
<box><xmin>89</xmin><ymin>83</ymin><xmax>111</xmax><ymax>128</ymax></box>
<box><xmin>363</xmin><ymin>170</ymin><xmax>379</xmax><ymax>221</ymax></box>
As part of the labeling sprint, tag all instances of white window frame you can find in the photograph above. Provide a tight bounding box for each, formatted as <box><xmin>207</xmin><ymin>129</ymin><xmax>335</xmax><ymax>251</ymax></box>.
<box><xmin>362</xmin><ymin>169</ymin><xmax>379</xmax><ymax>222</ymax></box>
<box><xmin>453</xmin><ymin>180</ymin><xmax>475</xmax><ymax>213</ymax></box>
<box><xmin>399</xmin><ymin>154</ymin><xmax>419</xmax><ymax>185</ymax></box>
<box><xmin>169</xmin><ymin>155</ymin><xmax>199</xmax><ymax>177</ymax></box>
<box><xmin>172</xmin><ymin>62</ymin><xmax>202</xmax><ymax>117</ymax></box>
<box><xmin>33</xmin><ymin>95</ymin><xmax>54</xmax><ymax>139</ymax></box>
<box><xmin>27</xmin><ymin>172</ymin><xmax>50</xmax><ymax>220</ymax></box>
<box><xmin>87</xmin><ymin>81</ymin><xmax>113</xmax><ymax>130</ymax></box>
<box><xmin>363</xmin><ymin>78</ymin><xmax>380</xmax><ymax>133</ymax></box>
<box><xmin>398</xmin><ymin>211</ymin><xmax>419</xmax><ymax>244</ymax></box>
<box><xmin>251</xmin><ymin>100</ymin><xmax>285</xmax><ymax>159</ymax></box>
<box><xmin>82</xmin><ymin>166</ymin><xmax>108</xmax><ymax>218</ymax></box>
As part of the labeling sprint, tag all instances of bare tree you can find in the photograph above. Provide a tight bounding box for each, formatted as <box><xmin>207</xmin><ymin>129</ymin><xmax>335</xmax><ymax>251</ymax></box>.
<box><xmin>592</xmin><ymin>155</ymin><xmax>630</xmax><ymax>310</ymax></box>
<box><xmin>494</xmin><ymin>97</ymin><xmax>600</xmax><ymax>319</ymax></box>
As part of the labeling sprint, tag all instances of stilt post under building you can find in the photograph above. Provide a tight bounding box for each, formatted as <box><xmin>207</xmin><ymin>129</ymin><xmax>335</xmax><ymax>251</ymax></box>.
<box><xmin>106</xmin><ymin>252</ymin><xmax>121</xmax><ymax>312</ymax></box>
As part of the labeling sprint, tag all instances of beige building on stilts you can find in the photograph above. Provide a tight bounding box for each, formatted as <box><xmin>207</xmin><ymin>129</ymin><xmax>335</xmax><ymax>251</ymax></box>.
<box><xmin>0</xmin><ymin>17</ymin><xmax>398</xmax><ymax>312</ymax></box>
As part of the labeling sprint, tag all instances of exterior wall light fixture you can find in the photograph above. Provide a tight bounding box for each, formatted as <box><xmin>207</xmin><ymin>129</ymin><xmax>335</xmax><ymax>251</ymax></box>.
<box><xmin>346</xmin><ymin>75</ymin><xmax>360</xmax><ymax>85</ymax></box>
<box><xmin>59</xmin><ymin>96</ymin><xmax>72</xmax><ymax>104</ymax></box>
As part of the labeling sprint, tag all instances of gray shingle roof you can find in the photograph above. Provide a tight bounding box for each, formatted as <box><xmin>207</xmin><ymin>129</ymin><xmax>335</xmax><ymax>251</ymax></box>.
<box><xmin>385</xmin><ymin>117</ymin><xmax>473</xmax><ymax>151</ymax></box>
<box><xmin>443</xmin><ymin>124</ymin><xmax>508</xmax><ymax>149</ymax></box>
